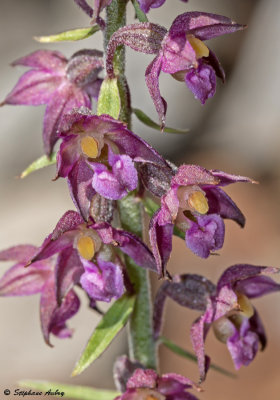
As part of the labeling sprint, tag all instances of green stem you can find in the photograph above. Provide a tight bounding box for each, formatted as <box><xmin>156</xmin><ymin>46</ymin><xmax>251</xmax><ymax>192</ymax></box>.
<box><xmin>105</xmin><ymin>0</ymin><xmax>131</xmax><ymax>126</ymax></box>
<box><xmin>118</xmin><ymin>194</ymin><xmax>157</xmax><ymax>370</ymax></box>
<box><xmin>104</xmin><ymin>0</ymin><xmax>157</xmax><ymax>370</ymax></box>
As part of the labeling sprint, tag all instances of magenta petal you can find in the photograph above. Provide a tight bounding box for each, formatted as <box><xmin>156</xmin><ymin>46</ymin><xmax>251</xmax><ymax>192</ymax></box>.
<box><xmin>161</xmin><ymin>35</ymin><xmax>197</xmax><ymax>74</ymax></box>
<box><xmin>40</xmin><ymin>276</ymin><xmax>80</xmax><ymax>345</ymax></box>
<box><xmin>56</xmin><ymin>135</ymin><xmax>81</xmax><ymax>178</ymax></box>
<box><xmin>205</xmin><ymin>186</ymin><xmax>245</xmax><ymax>227</ymax></box>
<box><xmin>185</xmin><ymin>214</ymin><xmax>225</xmax><ymax>258</ymax></box>
<box><xmin>207</xmin><ymin>50</ymin><xmax>225</xmax><ymax>82</ymax></box>
<box><xmin>227</xmin><ymin>318</ymin><xmax>259</xmax><ymax>369</ymax></box>
<box><xmin>113</xmin><ymin>229</ymin><xmax>157</xmax><ymax>273</ymax></box>
<box><xmin>91</xmin><ymin>153</ymin><xmax>138</xmax><ymax>200</ymax></box>
<box><xmin>189</xmin><ymin>23</ymin><xmax>245</xmax><ymax>42</ymax></box>
<box><xmin>93</xmin><ymin>223</ymin><xmax>157</xmax><ymax>272</ymax></box>
<box><xmin>55</xmin><ymin>247</ymin><xmax>84</xmax><ymax>304</ymax></box>
<box><xmin>12</xmin><ymin>50</ymin><xmax>67</xmax><ymax>71</ymax></box>
<box><xmin>137</xmin><ymin>0</ymin><xmax>166</xmax><ymax>13</ymax></box>
<box><xmin>214</xmin><ymin>285</ymin><xmax>237</xmax><ymax>320</ymax></box>
<box><xmin>105</xmin><ymin>122</ymin><xmax>167</xmax><ymax>168</ymax></box>
<box><xmin>172</xmin><ymin>165</ymin><xmax>218</xmax><ymax>186</ymax></box>
<box><xmin>51</xmin><ymin>210</ymin><xmax>84</xmax><ymax>240</ymax></box>
<box><xmin>145</xmin><ymin>55</ymin><xmax>167</xmax><ymax>129</ymax></box>
<box><xmin>149</xmin><ymin>210</ymin><xmax>173</xmax><ymax>277</ymax></box>
<box><xmin>43</xmin><ymin>83</ymin><xmax>91</xmax><ymax>155</ymax></box>
<box><xmin>93</xmin><ymin>0</ymin><xmax>113</xmax><ymax>20</ymax></box>
<box><xmin>113</xmin><ymin>356</ymin><xmax>144</xmax><ymax>392</ymax></box>
<box><xmin>216</xmin><ymin>264</ymin><xmax>279</xmax><ymax>293</ymax></box>
<box><xmin>249</xmin><ymin>309</ymin><xmax>267</xmax><ymax>350</ymax></box>
<box><xmin>210</xmin><ymin>169</ymin><xmax>255</xmax><ymax>186</ymax></box>
<box><xmin>158</xmin><ymin>373</ymin><xmax>195</xmax><ymax>393</ymax></box>
<box><xmin>235</xmin><ymin>275</ymin><xmax>280</xmax><ymax>299</ymax></box>
<box><xmin>169</xmin><ymin>12</ymin><xmax>241</xmax><ymax>39</ymax></box>
<box><xmin>106</xmin><ymin>23</ymin><xmax>166</xmax><ymax>78</ymax></box>
<box><xmin>74</xmin><ymin>0</ymin><xmax>93</xmax><ymax>17</ymax></box>
<box><xmin>66</xmin><ymin>49</ymin><xmax>103</xmax><ymax>87</ymax></box>
<box><xmin>0</xmin><ymin>261</ymin><xmax>50</xmax><ymax>296</ymax></box>
<box><xmin>67</xmin><ymin>159</ymin><xmax>96</xmax><ymax>221</ymax></box>
<box><xmin>127</xmin><ymin>369</ymin><xmax>158</xmax><ymax>389</ymax></box>
<box><xmin>0</xmin><ymin>245</ymin><xmax>37</xmax><ymax>262</ymax></box>
<box><xmin>4</xmin><ymin>70</ymin><xmax>63</xmax><ymax>106</ymax></box>
<box><xmin>190</xmin><ymin>300</ymin><xmax>213</xmax><ymax>382</ymax></box>
<box><xmin>85</xmin><ymin>78</ymin><xmax>103</xmax><ymax>100</ymax></box>
<box><xmin>31</xmin><ymin>231</ymin><xmax>76</xmax><ymax>263</ymax></box>
<box><xmin>185</xmin><ymin>63</ymin><xmax>216</xmax><ymax>104</ymax></box>
<box><xmin>80</xmin><ymin>257</ymin><xmax>124</xmax><ymax>302</ymax></box>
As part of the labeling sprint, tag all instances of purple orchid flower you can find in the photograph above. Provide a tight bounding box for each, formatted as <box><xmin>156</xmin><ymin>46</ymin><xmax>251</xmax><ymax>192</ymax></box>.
<box><xmin>138</xmin><ymin>0</ymin><xmax>188</xmax><ymax>14</ymax></box>
<box><xmin>113</xmin><ymin>356</ymin><xmax>200</xmax><ymax>400</ymax></box>
<box><xmin>153</xmin><ymin>265</ymin><xmax>280</xmax><ymax>381</ymax></box>
<box><xmin>74</xmin><ymin>0</ymin><xmax>188</xmax><ymax>21</ymax></box>
<box><xmin>0</xmin><ymin>244</ymin><xmax>80</xmax><ymax>346</ymax></box>
<box><xmin>56</xmin><ymin>109</ymin><xmax>169</xmax><ymax>219</ymax></box>
<box><xmin>26</xmin><ymin>210</ymin><xmax>157</xmax><ymax>303</ymax></box>
<box><xmin>106</xmin><ymin>12</ymin><xmax>244</xmax><ymax>127</ymax></box>
<box><xmin>1</xmin><ymin>49</ymin><xmax>104</xmax><ymax>155</ymax></box>
<box><xmin>149</xmin><ymin>165</ymin><xmax>254</xmax><ymax>276</ymax></box>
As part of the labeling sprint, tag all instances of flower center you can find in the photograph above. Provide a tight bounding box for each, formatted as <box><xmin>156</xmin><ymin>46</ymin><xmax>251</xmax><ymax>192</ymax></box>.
<box><xmin>212</xmin><ymin>316</ymin><xmax>236</xmax><ymax>343</ymax></box>
<box><xmin>134</xmin><ymin>389</ymin><xmax>165</xmax><ymax>400</ymax></box>
<box><xmin>80</xmin><ymin>136</ymin><xmax>99</xmax><ymax>158</ymax></box>
<box><xmin>77</xmin><ymin>235</ymin><xmax>95</xmax><ymax>260</ymax></box>
<box><xmin>187</xmin><ymin>35</ymin><xmax>209</xmax><ymax>59</ymax></box>
<box><xmin>236</xmin><ymin>292</ymin><xmax>254</xmax><ymax>318</ymax></box>
<box><xmin>188</xmin><ymin>191</ymin><xmax>209</xmax><ymax>214</ymax></box>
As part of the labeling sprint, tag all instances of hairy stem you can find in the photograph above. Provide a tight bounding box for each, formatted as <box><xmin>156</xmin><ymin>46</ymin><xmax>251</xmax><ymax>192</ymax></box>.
<box><xmin>105</xmin><ymin>0</ymin><xmax>157</xmax><ymax>370</ymax></box>
<box><xmin>118</xmin><ymin>194</ymin><xmax>157</xmax><ymax>369</ymax></box>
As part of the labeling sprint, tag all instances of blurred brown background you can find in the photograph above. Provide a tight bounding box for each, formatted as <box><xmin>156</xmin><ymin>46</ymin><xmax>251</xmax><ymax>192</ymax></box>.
<box><xmin>1</xmin><ymin>0</ymin><xmax>280</xmax><ymax>399</ymax></box>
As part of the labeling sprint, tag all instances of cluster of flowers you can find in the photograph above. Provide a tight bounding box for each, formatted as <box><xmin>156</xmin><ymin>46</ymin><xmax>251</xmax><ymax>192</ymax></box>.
<box><xmin>1</xmin><ymin>3</ymin><xmax>279</xmax><ymax>398</ymax></box>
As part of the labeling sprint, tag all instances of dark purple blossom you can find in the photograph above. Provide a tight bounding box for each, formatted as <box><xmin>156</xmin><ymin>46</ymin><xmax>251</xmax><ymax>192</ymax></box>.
<box><xmin>74</xmin><ymin>0</ymin><xmax>188</xmax><ymax>20</ymax></box>
<box><xmin>56</xmin><ymin>110</ymin><xmax>169</xmax><ymax>219</ymax></box>
<box><xmin>0</xmin><ymin>244</ymin><xmax>80</xmax><ymax>346</ymax></box>
<box><xmin>106</xmin><ymin>12</ymin><xmax>244</xmax><ymax>127</ymax></box>
<box><xmin>26</xmin><ymin>210</ymin><xmax>157</xmax><ymax>303</ymax></box>
<box><xmin>2</xmin><ymin>49</ymin><xmax>104</xmax><ymax>155</ymax></box>
<box><xmin>153</xmin><ymin>265</ymin><xmax>280</xmax><ymax>381</ymax></box>
<box><xmin>149</xmin><ymin>165</ymin><xmax>253</xmax><ymax>276</ymax></box>
<box><xmin>113</xmin><ymin>356</ymin><xmax>200</xmax><ymax>400</ymax></box>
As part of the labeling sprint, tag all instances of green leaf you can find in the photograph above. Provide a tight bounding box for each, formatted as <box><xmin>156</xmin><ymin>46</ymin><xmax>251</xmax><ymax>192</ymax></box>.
<box><xmin>131</xmin><ymin>0</ymin><xmax>149</xmax><ymax>22</ymax></box>
<box><xmin>72</xmin><ymin>293</ymin><xmax>135</xmax><ymax>376</ymax></box>
<box><xmin>19</xmin><ymin>380</ymin><xmax>120</xmax><ymax>400</ymax></box>
<box><xmin>133</xmin><ymin>108</ymin><xmax>189</xmax><ymax>134</ymax></box>
<box><xmin>97</xmin><ymin>78</ymin><xmax>121</xmax><ymax>120</ymax></box>
<box><xmin>34</xmin><ymin>26</ymin><xmax>100</xmax><ymax>42</ymax></box>
<box><xmin>160</xmin><ymin>336</ymin><xmax>237</xmax><ymax>379</ymax></box>
<box><xmin>20</xmin><ymin>152</ymin><xmax>57</xmax><ymax>178</ymax></box>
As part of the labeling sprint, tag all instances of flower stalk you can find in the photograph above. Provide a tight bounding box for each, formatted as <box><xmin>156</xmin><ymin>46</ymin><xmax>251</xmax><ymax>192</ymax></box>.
<box><xmin>105</xmin><ymin>0</ymin><xmax>157</xmax><ymax>369</ymax></box>
<box><xmin>118</xmin><ymin>194</ymin><xmax>157</xmax><ymax>370</ymax></box>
